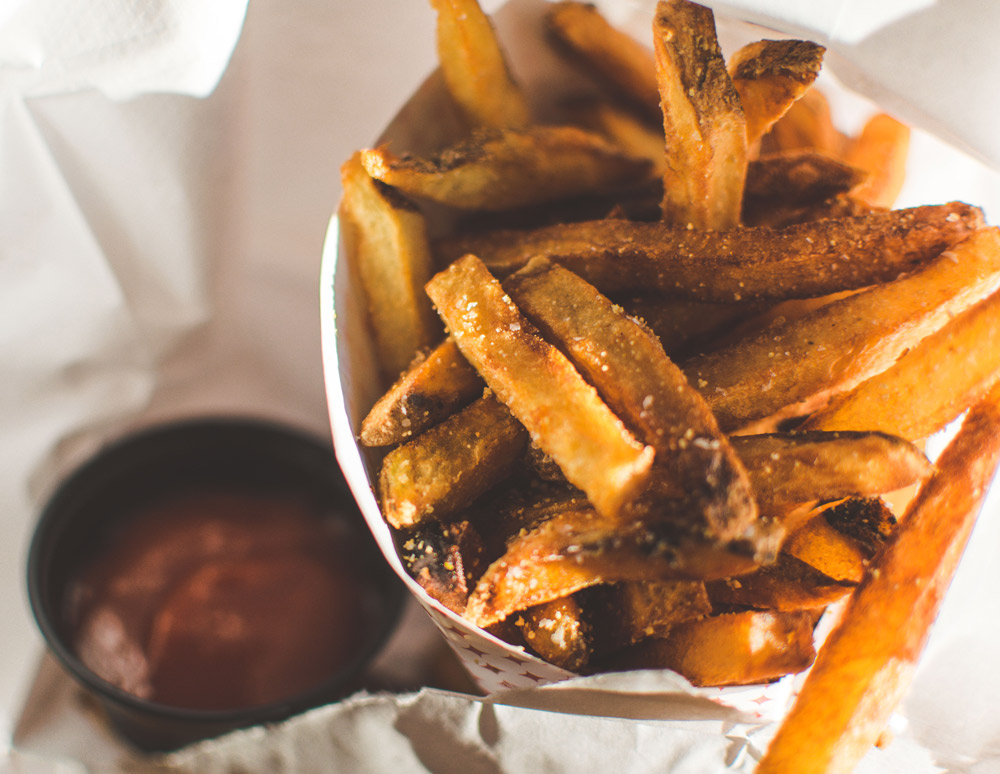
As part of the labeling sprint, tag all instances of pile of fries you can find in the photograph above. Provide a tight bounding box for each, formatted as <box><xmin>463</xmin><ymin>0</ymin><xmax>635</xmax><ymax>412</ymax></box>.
<box><xmin>337</xmin><ymin>1</ymin><xmax>1000</xmax><ymax>770</ymax></box>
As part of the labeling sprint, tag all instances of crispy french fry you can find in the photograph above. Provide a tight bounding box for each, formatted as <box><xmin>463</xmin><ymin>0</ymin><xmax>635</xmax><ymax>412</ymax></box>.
<box><xmin>568</xmin><ymin>99</ymin><xmax>666</xmax><ymax>174</ymax></box>
<box><xmin>731</xmin><ymin>431</ymin><xmax>931</xmax><ymax>509</ymax></box>
<box><xmin>729</xmin><ymin>39</ymin><xmax>826</xmax><ymax>147</ymax></box>
<box><xmin>618</xmin><ymin>296</ymin><xmax>766</xmax><ymax>358</ymax></box>
<box><xmin>505</xmin><ymin>257</ymin><xmax>757</xmax><ymax>541</ymax></box>
<box><xmin>745</xmin><ymin>150</ymin><xmax>867</xmax><ymax>207</ymax></box>
<box><xmin>683</xmin><ymin>227</ymin><xmax>1000</xmax><ymax>431</ymax></box>
<box><xmin>430</xmin><ymin>0</ymin><xmax>531</xmax><ymax>130</ymax></box>
<box><xmin>805</xmin><ymin>285</ymin><xmax>1000</xmax><ymax>441</ymax></box>
<box><xmin>743</xmin><ymin>191</ymin><xmax>874</xmax><ymax>229</ymax></box>
<box><xmin>758</xmin><ymin>382</ymin><xmax>1000</xmax><ymax>774</ymax></box>
<box><xmin>436</xmin><ymin>203</ymin><xmax>984</xmax><ymax>301</ymax></box>
<box><xmin>707</xmin><ymin>554</ymin><xmax>855</xmax><ymax>612</ymax></box>
<box><xmin>400</xmin><ymin>520</ymin><xmax>484</xmax><ymax>613</ymax></box>
<box><xmin>465</xmin><ymin>506</ymin><xmax>760</xmax><ymax>627</ymax></box>
<box><xmin>379</xmin><ymin>393</ymin><xmax>528</xmax><ymax>529</ymax></box>
<box><xmin>761</xmin><ymin>87</ymin><xmax>846</xmax><ymax>157</ymax></box>
<box><xmin>844</xmin><ymin>113</ymin><xmax>910</xmax><ymax>209</ymax></box>
<box><xmin>653</xmin><ymin>0</ymin><xmax>747</xmax><ymax>229</ymax></box>
<box><xmin>426</xmin><ymin>254</ymin><xmax>654</xmax><ymax>519</ymax></box>
<box><xmin>360</xmin><ymin>338</ymin><xmax>481</xmax><ymax>447</ymax></box>
<box><xmin>361</xmin><ymin>125</ymin><xmax>652</xmax><ymax>212</ymax></box>
<box><xmin>515</xmin><ymin>596</ymin><xmax>592</xmax><ymax>671</ymax></box>
<box><xmin>614</xmin><ymin>580</ymin><xmax>712</xmax><ymax>643</ymax></box>
<box><xmin>339</xmin><ymin>152</ymin><xmax>440</xmax><ymax>379</ymax></box>
<box><xmin>606</xmin><ymin>610</ymin><xmax>817</xmax><ymax>686</ymax></box>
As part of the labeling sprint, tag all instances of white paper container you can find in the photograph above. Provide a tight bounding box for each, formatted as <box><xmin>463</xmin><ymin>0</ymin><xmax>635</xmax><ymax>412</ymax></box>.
<box><xmin>320</xmin><ymin>0</ymin><xmax>1000</xmax><ymax>722</ymax></box>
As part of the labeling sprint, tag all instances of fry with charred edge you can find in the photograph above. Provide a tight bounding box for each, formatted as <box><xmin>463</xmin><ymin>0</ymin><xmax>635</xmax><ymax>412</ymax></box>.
<box><xmin>761</xmin><ymin>87</ymin><xmax>846</xmax><ymax>157</ymax></box>
<box><xmin>515</xmin><ymin>596</ymin><xmax>592</xmax><ymax>672</ymax></box>
<box><xmin>425</xmin><ymin>254</ymin><xmax>654</xmax><ymax>519</ymax></box>
<box><xmin>430</xmin><ymin>0</ymin><xmax>530</xmax><ymax>130</ymax></box>
<box><xmin>745</xmin><ymin>150</ymin><xmax>867</xmax><ymax>206</ymax></box>
<box><xmin>707</xmin><ymin>554</ymin><xmax>856</xmax><ymax>612</ymax></box>
<box><xmin>730</xmin><ymin>431</ymin><xmax>931</xmax><ymax>509</ymax></box>
<box><xmin>605</xmin><ymin>610</ymin><xmax>816</xmax><ymax>687</ymax></box>
<box><xmin>729</xmin><ymin>39</ymin><xmax>825</xmax><ymax>147</ymax></box>
<box><xmin>546</xmin><ymin>1</ymin><xmax>660</xmax><ymax>122</ymax></box>
<box><xmin>683</xmin><ymin>227</ymin><xmax>1000</xmax><ymax>432</ymax></box>
<box><xmin>379</xmin><ymin>393</ymin><xmax>528</xmax><ymax>529</ymax></box>
<box><xmin>465</xmin><ymin>507</ymin><xmax>760</xmax><ymax>628</ymax></box>
<box><xmin>361</xmin><ymin>125</ymin><xmax>652</xmax><ymax>212</ymax></box>
<box><xmin>505</xmin><ymin>256</ymin><xmax>758</xmax><ymax>542</ymax></box>
<box><xmin>360</xmin><ymin>338</ymin><xmax>481</xmax><ymax>447</ymax></box>
<box><xmin>400</xmin><ymin>520</ymin><xmax>484</xmax><ymax>614</ymax></box>
<box><xmin>434</xmin><ymin>203</ymin><xmax>984</xmax><ymax>301</ymax></box>
<box><xmin>339</xmin><ymin>152</ymin><xmax>440</xmax><ymax>379</ymax></box>
<box><xmin>845</xmin><ymin>113</ymin><xmax>910</xmax><ymax>209</ymax></box>
<box><xmin>805</xmin><ymin>284</ymin><xmax>1000</xmax><ymax>441</ymax></box>
<box><xmin>653</xmin><ymin>0</ymin><xmax>747</xmax><ymax>229</ymax></box>
<box><xmin>758</xmin><ymin>382</ymin><xmax>1000</xmax><ymax>774</ymax></box>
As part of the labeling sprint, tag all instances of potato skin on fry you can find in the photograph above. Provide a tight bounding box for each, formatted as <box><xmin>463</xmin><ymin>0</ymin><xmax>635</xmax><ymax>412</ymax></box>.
<box><xmin>436</xmin><ymin>203</ymin><xmax>984</xmax><ymax>302</ymax></box>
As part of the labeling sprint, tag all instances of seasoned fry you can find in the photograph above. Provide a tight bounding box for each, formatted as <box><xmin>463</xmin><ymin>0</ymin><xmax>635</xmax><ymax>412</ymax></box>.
<box><xmin>731</xmin><ymin>431</ymin><xmax>931</xmax><ymax>509</ymax></box>
<box><xmin>618</xmin><ymin>296</ymin><xmax>765</xmax><ymax>357</ymax></box>
<box><xmin>360</xmin><ymin>338</ymin><xmax>481</xmax><ymax>447</ymax></box>
<box><xmin>744</xmin><ymin>150</ymin><xmax>867</xmax><ymax>207</ymax></box>
<box><xmin>653</xmin><ymin>0</ymin><xmax>746</xmax><ymax>229</ymax></box>
<box><xmin>465</xmin><ymin>506</ymin><xmax>760</xmax><ymax>627</ymax></box>
<box><xmin>805</xmin><ymin>285</ymin><xmax>1000</xmax><ymax>441</ymax></box>
<box><xmin>606</xmin><ymin>610</ymin><xmax>817</xmax><ymax>686</ymax></box>
<box><xmin>339</xmin><ymin>152</ymin><xmax>440</xmax><ymax>379</ymax></box>
<box><xmin>729</xmin><ymin>39</ymin><xmax>826</xmax><ymax>147</ymax></box>
<box><xmin>515</xmin><ymin>596</ymin><xmax>592</xmax><ymax>671</ymax></box>
<box><xmin>683</xmin><ymin>227</ymin><xmax>1000</xmax><ymax>431</ymax></box>
<box><xmin>400</xmin><ymin>519</ymin><xmax>484</xmax><ymax>613</ymax></box>
<box><xmin>505</xmin><ymin>257</ymin><xmax>757</xmax><ymax>541</ymax></box>
<box><xmin>758</xmin><ymin>383</ymin><xmax>1000</xmax><ymax>774</ymax></box>
<box><xmin>379</xmin><ymin>393</ymin><xmax>528</xmax><ymax>529</ymax></box>
<box><xmin>844</xmin><ymin>113</ymin><xmax>910</xmax><ymax>209</ymax></box>
<box><xmin>707</xmin><ymin>554</ymin><xmax>855</xmax><ymax>612</ymax></box>
<box><xmin>436</xmin><ymin>203</ymin><xmax>984</xmax><ymax>301</ymax></box>
<box><xmin>425</xmin><ymin>255</ymin><xmax>654</xmax><ymax>519</ymax></box>
<box><xmin>743</xmin><ymin>192</ymin><xmax>874</xmax><ymax>229</ymax></box>
<box><xmin>546</xmin><ymin>1</ymin><xmax>660</xmax><ymax>121</ymax></box>
<box><xmin>613</xmin><ymin>580</ymin><xmax>711</xmax><ymax>643</ymax></box>
<box><xmin>430</xmin><ymin>0</ymin><xmax>530</xmax><ymax>130</ymax></box>
<box><xmin>761</xmin><ymin>87</ymin><xmax>846</xmax><ymax>157</ymax></box>
<box><xmin>361</xmin><ymin>125</ymin><xmax>652</xmax><ymax>212</ymax></box>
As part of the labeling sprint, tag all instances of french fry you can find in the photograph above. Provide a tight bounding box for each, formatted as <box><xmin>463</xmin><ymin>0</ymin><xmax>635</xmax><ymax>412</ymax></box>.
<box><xmin>758</xmin><ymin>382</ymin><xmax>1000</xmax><ymax>774</ymax></box>
<box><xmin>744</xmin><ymin>150</ymin><xmax>867</xmax><ymax>207</ymax></box>
<box><xmin>339</xmin><ymin>152</ymin><xmax>440</xmax><ymax>379</ymax></box>
<box><xmin>618</xmin><ymin>296</ymin><xmax>766</xmax><ymax>358</ymax></box>
<box><xmin>743</xmin><ymin>192</ymin><xmax>874</xmax><ymax>229</ymax></box>
<box><xmin>546</xmin><ymin>1</ymin><xmax>660</xmax><ymax>122</ymax></box>
<box><xmin>430</xmin><ymin>0</ymin><xmax>531</xmax><ymax>130</ymax></box>
<box><xmin>359</xmin><ymin>338</ymin><xmax>481</xmax><ymax>447</ymax></box>
<box><xmin>505</xmin><ymin>257</ymin><xmax>758</xmax><ymax>541</ymax></box>
<box><xmin>425</xmin><ymin>254</ymin><xmax>654</xmax><ymax>519</ymax></box>
<box><xmin>436</xmin><ymin>203</ymin><xmax>984</xmax><ymax>301</ymax></box>
<box><xmin>683</xmin><ymin>227</ymin><xmax>1000</xmax><ymax>431</ymax></box>
<box><xmin>361</xmin><ymin>125</ymin><xmax>653</xmax><ymax>212</ymax></box>
<box><xmin>728</xmin><ymin>39</ymin><xmax>826</xmax><ymax>147</ymax></box>
<box><xmin>653</xmin><ymin>0</ymin><xmax>747</xmax><ymax>229</ymax></box>
<box><xmin>805</xmin><ymin>285</ymin><xmax>1000</xmax><ymax>441</ymax></box>
<box><xmin>568</xmin><ymin>99</ymin><xmax>666</xmax><ymax>174</ymax></box>
<box><xmin>605</xmin><ymin>610</ymin><xmax>817</xmax><ymax>686</ymax></box>
<box><xmin>844</xmin><ymin>112</ymin><xmax>910</xmax><ymax>209</ymax></box>
<box><xmin>400</xmin><ymin>519</ymin><xmax>485</xmax><ymax>614</ymax></box>
<box><xmin>761</xmin><ymin>87</ymin><xmax>846</xmax><ymax>157</ymax></box>
<box><xmin>613</xmin><ymin>580</ymin><xmax>712</xmax><ymax>643</ymax></box>
<box><xmin>379</xmin><ymin>392</ymin><xmax>528</xmax><ymax>529</ymax></box>
<box><xmin>515</xmin><ymin>596</ymin><xmax>592</xmax><ymax>671</ymax></box>
<box><xmin>465</xmin><ymin>506</ymin><xmax>761</xmax><ymax>628</ymax></box>
<box><xmin>707</xmin><ymin>554</ymin><xmax>856</xmax><ymax>612</ymax></box>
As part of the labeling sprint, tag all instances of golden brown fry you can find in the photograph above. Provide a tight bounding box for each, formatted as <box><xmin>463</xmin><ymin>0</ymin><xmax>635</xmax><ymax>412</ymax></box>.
<box><xmin>430</xmin><ymin>0</ymin><xmax>530</xmax><ymax>130</ymax></box>
<box><xmin>400</xmin><ymin>520</ymin><xmax>484</xmax><ymax>614</ymax></box>
<box><xmin>707</xmin><ymin>554</ymin><xmax>855</xmax><ymax>612</ymax></box>
<box><xmin>515</xmin><ymin>596</ymin><xmax>592</xmax><ymax>672</ymax></box>
<box><xmin>378</xmin><ymin>393</ymin><xmax>528</xmax><ymax>529</ymax></box>
<box><xmin>683</xmin><ymin>227</ymin><xmax>1000</xmax><ymax>431</ymax></box>
<box><xmin>425</xmin><ymin>255</ymin><xmax>654</xmax><ymax>519</ymax></box>
<box><xmin>844</xmin><ymin>112</ymin><xmax>910</xmax><ymax>209</ymax></box>
<box><xmin>339</xmin><ymin>152</ymin><xmax>440</xmax><ymax>379</ymax></box>
<box><xmin>806</xmin><ymin>281</ymin><xmax>1000</xmax><ymax>441</ymax></box>
<box><xmin>505</xmin><ymin>257</ymin><xmax>757</xmax><ymax>541</ymax></box>
<box><xmin>568</xmin><ymin>99</ymin><xmax>666</xmax><ymax>174</ymax></box>
<box><xmin>546</xmin><ymin>1</ymin><xmax>660</xmax><ymax>121</ymax></box>
<box><xmin>361</xmin><ymin>125</ymin><xmax>652</xmax><ymax>212</ymax></box>
<box><xmin>745</xmin><ymin>150</ymin><xmax>867</xmax><ymax>206</ymax></box>
<box><xmin>653</xmin><ymin>0</ymin><xmax>746</xmax><ymax>229</ymax></box>
<box><xmin>743</xmin><ymin>192</ymin><xmax>874</xmax><ymax>229</ymax></box>
<box><xmin>732</xmin><ymin>431</ymin><xmax>932</xmax><ymax>509</ymax></box>
<box><xmin>360</xmin><ymin>338</ymin><xmax>481</xmax><ymax>447</ymax></box>
<box><xmin>729</xmin><ymin>39</ymin><xmax>826</xmax><ymax>147</ymax></box>
<box><xmin>607</xmin><ymin>610</ymin><xmax>817</xmax><ymax>686</ymax></box>
<box><xmin>613</xmin><ymin>580</ymin><xmax>711</xmax><ymax>643</ymax></box>
<box><xmin>761</xmin><ymin>87</ymin><xmax>846</xmax><ymax>157</ymax></box>
<box><xmin>465</xmin><ymin>506</ymin><xmax>760</xmax><ymax>627</ymax></box>
<box><xmin>618</xmin><ymin>296</ymin><xmax>766</xmax><ymax>358</ymax></box>
<box><xmin>436</xmin><ymin>203</ymin><xmax>984</xmax><ymax>301</ymax></box>
<box><xmin>758</xmin><ymin>382</ymin><xmax>1000</xmax><ymax>774</ymax></box>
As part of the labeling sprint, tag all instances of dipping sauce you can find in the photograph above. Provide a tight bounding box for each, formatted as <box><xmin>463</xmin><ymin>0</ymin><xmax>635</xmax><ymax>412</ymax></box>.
<box><xmin>67</xmin><ymin>489</ymin><xmax>376</xmax><ymax>711</ymax></box>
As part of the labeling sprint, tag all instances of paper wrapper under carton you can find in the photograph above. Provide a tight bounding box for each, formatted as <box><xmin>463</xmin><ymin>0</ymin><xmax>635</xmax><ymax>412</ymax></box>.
<box><xmin>320</xmin><ymin>0</ymin><xmax>1000</xmax><ymax>721</ymax></box>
